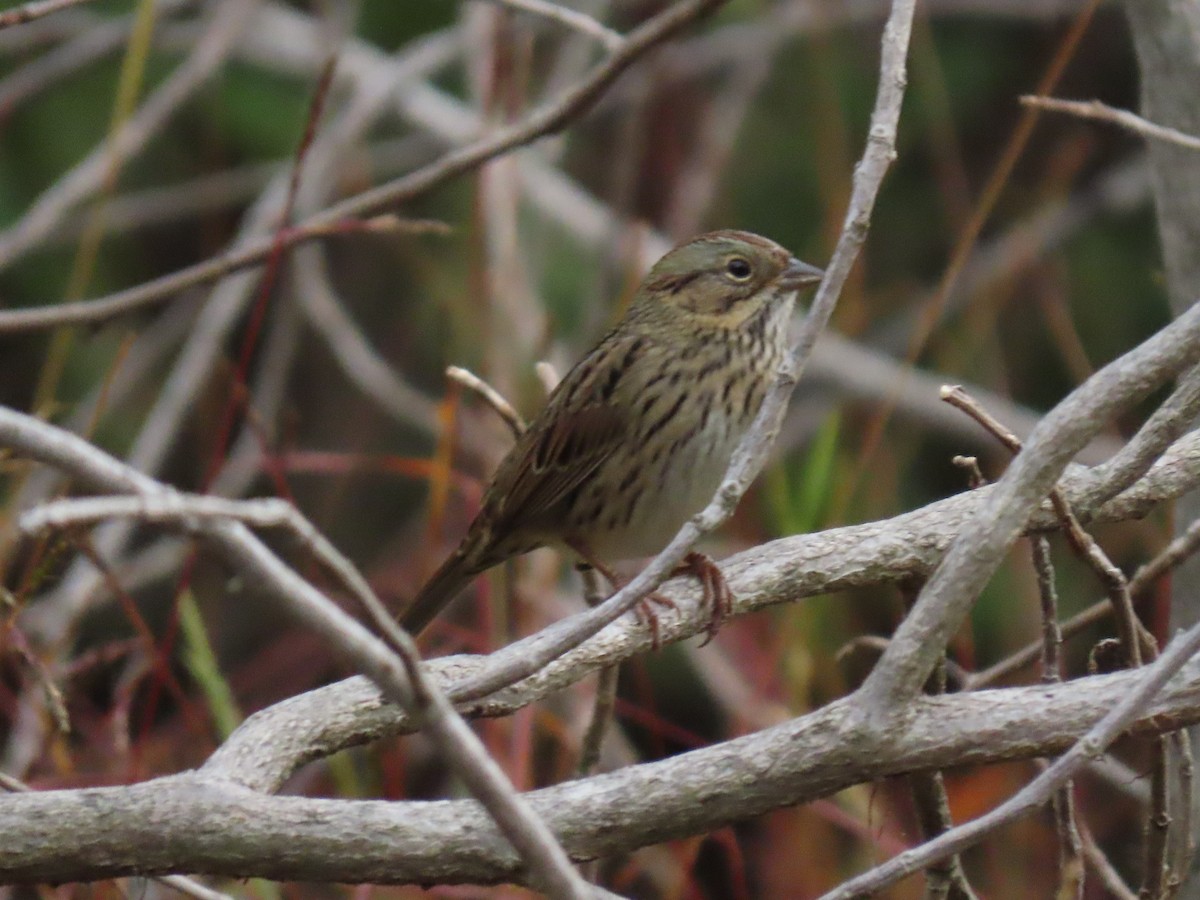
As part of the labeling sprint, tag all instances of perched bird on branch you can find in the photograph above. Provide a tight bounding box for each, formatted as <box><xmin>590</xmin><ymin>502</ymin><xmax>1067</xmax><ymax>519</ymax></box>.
<box><xmin>401</xmin><ymin>230</ymin><xmax>823</xmax><ymax>640</ymax></box>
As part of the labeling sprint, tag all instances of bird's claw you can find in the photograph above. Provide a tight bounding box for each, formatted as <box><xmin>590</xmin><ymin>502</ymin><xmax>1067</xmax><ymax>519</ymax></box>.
<box><xmin>671</xmin><ymin>551</ymin><xmax>734</xmax><ymax>645</ymax></box>
<box><xmin>632</xmin><ymin>591</ymin><xmax>678</xmax><ymax>650</ymax></box>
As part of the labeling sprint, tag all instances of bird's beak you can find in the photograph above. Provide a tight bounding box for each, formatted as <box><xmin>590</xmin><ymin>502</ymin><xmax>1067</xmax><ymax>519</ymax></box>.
<box><xmin>781</xmin><ymin>257</ymin><xmax>824</xmax><ymax>289</ymax></box>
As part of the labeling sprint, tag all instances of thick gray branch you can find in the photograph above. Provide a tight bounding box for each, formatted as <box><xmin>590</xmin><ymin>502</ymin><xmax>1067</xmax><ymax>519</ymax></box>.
<box><xmin>203</xmin><ymin>427</ymin><xmax>1200</xmax><ymax>794</ymax></box>
<box><xmin>4</xmin><ymin>661</ymin><xmax>1200</xmax><ymax>885</ymax></box>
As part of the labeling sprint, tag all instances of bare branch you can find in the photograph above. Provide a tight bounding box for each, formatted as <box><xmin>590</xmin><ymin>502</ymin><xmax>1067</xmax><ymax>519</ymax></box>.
<box><xmin>935</xmin><ymin>387</ymin><xmax>1190</xmax><ymax>899</ymax></box>
<box><xmin>471</xmin><ymin>0</ymin><xmax>623</xmax><ymax>50</ymax></box>
<box><xmin>823</xmin><ymin>622</ymin><xmax>1200</xmax><ymax>900</ymax></box>
<box><xmin>0</xmin><ymin>216</ymin><xmax>445</xmax><ymax>333</ymax></box>
<box><xmin>1079</xmin><ymin>819</ymin><xmax>1138</xmax><ymax>900</ymax></box>
<box><xmin>446</xmin><ymin>366</ymin><xmax>528</xmax><ymax>438</ymax></box>
<box><xmin>6</xmin><ymin>390</ymin><xmax>1200</xmax><ymax>888</ymax></box>
<box><xmin>0</xmin><ymin>0</ymin><xmax>97</xmax><ymax>31</ymax></box>
<box><xmin>941</xmin><ymin>384</ymin><xmax>1152</xmax><ymax>666</ymax></box>
<box><xmin>175</xmin><ymin>426</ymin><xmax>1200</xmax><ymax>796</ymax></box>
<box><xmin>1022</xmin><ymin>95</ymin><xmax>1200</xmax><ymax>152</ymax></box>
<box><xmin>0</xmin><ymin>770</ymin><xmax>236</xmax><ymax>900</ymax></box>
<box><xmin>0</xmin><ymin>407</ymin><xmax>589</xmax><ymax>897</ymax></box>
<box><xmin>4</xmin><ymin>656</ymin><xmax>1200</xmax><ymax>885</ymax></box>
<box><xmin>1029</xmin><ymin>541</ymin><xmax>1083</xmax><ymax>899</ymax></box>
<box><xmin>970</xmin><ymin>516</ymin><xmax>1200</xmax><ymax>690</ymax></box>
<box><xmin>859</xmin><ymin>301</ymin><xmax>1200</xmax><ymax>712</ymax></box>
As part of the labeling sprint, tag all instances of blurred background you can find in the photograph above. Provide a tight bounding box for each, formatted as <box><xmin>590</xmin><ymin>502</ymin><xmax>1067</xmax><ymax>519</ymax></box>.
<box><xmin>0</xmin><ymin>0</ymin><xmax>1175</xmax><ymax>896</ymax></box>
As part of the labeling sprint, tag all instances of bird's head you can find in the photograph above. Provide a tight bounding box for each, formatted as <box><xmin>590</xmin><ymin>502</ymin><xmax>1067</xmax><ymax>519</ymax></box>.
<box><xmin>630</xmin><ymin>230</ymin><xmax>823</xmax><ymax>330</ymax></box>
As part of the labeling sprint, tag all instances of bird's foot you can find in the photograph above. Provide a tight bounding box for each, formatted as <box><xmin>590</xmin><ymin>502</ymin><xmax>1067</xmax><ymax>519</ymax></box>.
<box><xmin>632</xmin><ymin>591</ymin><xmax>677</xmax><ymax>650</ymax></box>
<box><xmin>569</xmin><ymin>540</ymin><xmax>679</xmax><ymax>649</ymax></box>
<box><xmin>670</xmin><ymin>551</ymin><xmax>733</xmax><ymax>645</ymax></box>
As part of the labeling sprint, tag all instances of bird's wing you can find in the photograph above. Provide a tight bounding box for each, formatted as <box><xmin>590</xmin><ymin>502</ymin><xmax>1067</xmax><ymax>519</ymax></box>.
<box><xmin>403</xmin><ymin>362</ymin><xmax>628</xmax><ymax>633</ymax></box>
<box><xmin>485</xmin><ymin>333</ymin><xmax>641</xmax><ymax>534</ymax></box>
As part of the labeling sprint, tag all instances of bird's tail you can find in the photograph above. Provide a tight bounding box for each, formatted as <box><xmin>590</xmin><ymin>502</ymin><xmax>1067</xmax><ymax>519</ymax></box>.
<box><xmin>400</xmin><ymin>548</ymin><xmax>476</xmax><ymax>636</ymax></box>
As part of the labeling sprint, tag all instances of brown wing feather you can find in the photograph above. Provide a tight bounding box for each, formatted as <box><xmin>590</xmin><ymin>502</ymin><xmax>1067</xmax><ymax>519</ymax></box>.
<box><xmin>401</xmin><ymin>336</ymin><xmax>638</xmax><ymax>635</ymax></box>
<box><xmin>482</xmin><ymin>331</ymin><xmax>642</xmax><ymax>537</ymax></box>
<box><xmin>493</xmin><ymin>403</ymin><xmax>626</xmax><ymax>528</ymax></box>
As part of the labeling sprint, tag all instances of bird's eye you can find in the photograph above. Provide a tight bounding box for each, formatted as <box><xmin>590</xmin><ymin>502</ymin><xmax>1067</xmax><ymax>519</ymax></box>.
<box><xmin>725</xmin><ymin>257</ymin><xmax>752</xmax><ymax>281</ymax></box>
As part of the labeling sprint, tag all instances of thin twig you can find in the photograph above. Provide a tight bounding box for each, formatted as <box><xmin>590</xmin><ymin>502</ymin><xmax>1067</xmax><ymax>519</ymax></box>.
<box><xmin>898</xmin><ymin>577</ymin><xmax>979</xmax><ymax>900</ymax></box>
<box><xmin>941</xmin><ymin>384</ymin><xmax>1152</xmax><ymax>667</ymax></box>
<box><xmin>1078</xmin><ymin>817</ymin><xmax>1139</xmax><ymax>900</ymax></box>
<box><xmin>0</xmin><ymin>0</ymin><xmax>97</xmax><ymax>30</ymax></box>
<box><xmin>969</xmin><ymin>516</ymin><xmax>1200</xmax><ymax>688</ymax></box>
<box><xmin>1021</xmin><ymin>95</ymin><xmax>1200</xmax><ymax>152</ymax></box>
<box><xmin>909</xmin><ymin>776</ymin><xmax>973</xmax><ymax>896</ymax></box>
<box><xmin>1031</xmin><ymin>538</ymin><xmax>1063</xmax><ymax>684</ymax></box>
<box><xmin>941</xmin><ymin>386</ymin><xmax>1187</xmax><ymax>898</ymax></box>
<box><xmin>1144</xmin><ymin>736</ymin><xmax>1172</xmax><ymax>899</ymax></box>
<box><xmin>1052</xmin><ymin>783</ymin><xmax>1085</xmax><ymax>900</ymax></box>
<box><xmin>1030</xmin><ymin>538</ymin><xmax>1083</xmax><ymax>899</ymax></box>
<box><xmin>446</xmin><ymin>366</ymin><xmax>528</xmax><ymax>438</ymax></box>
<box><xmin>951</xmin><ymin>455</ymin><xmax>986</xmax><ymax>489</ymax></box>
<box><xmin>20</xmin><ymin>493</ymin><xmax>304</xmax><ymax>531</ymax></box>
<box><xmin>908</xmin><ymin>769</ymin><xmax>980</xmax><ymax>900</ymax></box>
<box><xmin>0</xmin><ymin>216</ymin><xmax>445</xmax><ymax>333</ymax></box>
<box><xmin>471</xmin><ymin>0</ymin><xmax>624</xmax><ymax>50</ymax></box>
<box><xmin>1170</xmin><ymin>730</ymin><xmax>1195</xmax><ymax>891</ymax></box>
<box><xmin>575</xmin><ymin>565</ymin><xmax>618</xmax><ymax>780</ymax></box>
<box><xmin>3</xmin><ymin>626</ymin><xmax>69</xmax><ymax>735</ymax></box>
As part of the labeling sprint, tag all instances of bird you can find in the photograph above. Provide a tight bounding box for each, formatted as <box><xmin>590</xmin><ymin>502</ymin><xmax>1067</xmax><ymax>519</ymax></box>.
<box><xmin>400</xmin><ymin>230</ymin><xmax>824</xmax><ymax>640</ymax></box>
